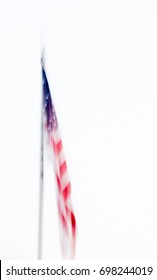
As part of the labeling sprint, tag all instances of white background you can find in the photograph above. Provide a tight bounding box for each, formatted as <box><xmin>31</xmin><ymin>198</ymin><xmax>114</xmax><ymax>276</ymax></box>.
<box><xmin>0</xmin><ymin>0</ymin><xmax>157</xmax><ymax>259</ymax></box>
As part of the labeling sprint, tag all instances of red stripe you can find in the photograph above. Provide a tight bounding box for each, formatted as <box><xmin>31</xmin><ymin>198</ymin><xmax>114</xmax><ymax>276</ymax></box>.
<box><xmin>56</xmin><ymin>175</ymin><xmax>62</xmax><ymax>192</ymax></box>
<box><xmin>59</xmin><ymin>161</ymin><xmax>67</xmax><ymax>177</ymax></box>
<box><xmin>65</xmin><ymin>206</ymin><xmax>76</xmax><ymax>235</ymax></box>
<box><xmin>56</xmin><ymin>140</ymin><xmax>62</xmax><ymax>155</ymax></box>
<box><xmin>71</xmin><ymin>212</ymin><xmax>76</xmax><ymax>234</ymax></box>
<box><xmin>62</xmin><ymin>183</ymin><xmax>71</xmax><ymax>201</ymax></box>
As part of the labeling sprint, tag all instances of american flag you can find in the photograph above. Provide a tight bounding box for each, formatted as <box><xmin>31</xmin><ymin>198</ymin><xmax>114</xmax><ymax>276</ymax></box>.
<box><xmin>42</xmin><ymin>62</ymin><xmax>76</xmax><ymax>259</ymax></box>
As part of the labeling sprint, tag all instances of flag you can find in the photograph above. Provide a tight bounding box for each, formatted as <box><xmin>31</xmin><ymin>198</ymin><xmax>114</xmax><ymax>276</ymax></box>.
<box><xmin>42</xmin><ymin>61</ymin><xmax>76</xmax><ymax>259</ymax></box>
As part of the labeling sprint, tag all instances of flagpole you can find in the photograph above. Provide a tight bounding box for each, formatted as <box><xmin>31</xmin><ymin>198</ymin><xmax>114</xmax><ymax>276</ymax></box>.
<box><xmin>38</xmin><ymin>65</ymin><xmax>44</xmax><ymax>260</ymax></box>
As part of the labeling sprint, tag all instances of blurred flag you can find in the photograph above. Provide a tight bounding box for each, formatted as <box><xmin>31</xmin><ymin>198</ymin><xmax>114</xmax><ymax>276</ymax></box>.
<box><xmin>42</xmin><ymin>60</ymin><xmax>76</xmax><ymax>259</ymax></box>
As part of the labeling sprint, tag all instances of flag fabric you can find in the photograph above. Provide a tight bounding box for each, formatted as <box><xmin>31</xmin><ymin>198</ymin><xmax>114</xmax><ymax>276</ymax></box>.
<box><xmin>42</xmin><ymin>62</ymin><xmax>76</xmax><ymax>259</ymax></box>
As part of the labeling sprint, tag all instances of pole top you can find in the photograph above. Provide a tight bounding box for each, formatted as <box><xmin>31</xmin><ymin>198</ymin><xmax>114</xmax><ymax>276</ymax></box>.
<box><xmin>41</xmin><ymin>48</ymin><xmax>45</xmax><ymax>69</ymax></box>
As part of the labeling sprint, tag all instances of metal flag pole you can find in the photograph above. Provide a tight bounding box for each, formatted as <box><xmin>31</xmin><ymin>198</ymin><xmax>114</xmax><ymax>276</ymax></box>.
<box><xmin>38</xmin><ymin>56</ymin><xmax>44</xmax><ymax>260</ymax></box>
